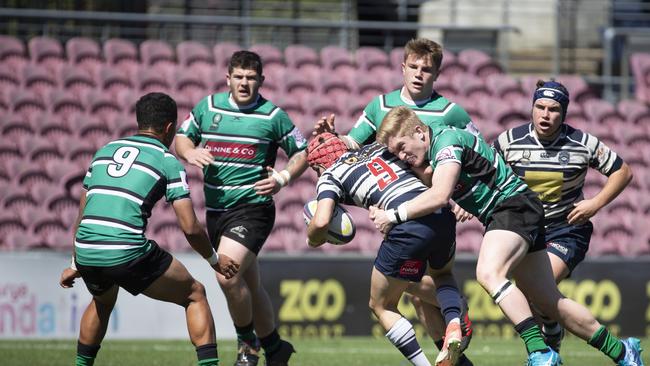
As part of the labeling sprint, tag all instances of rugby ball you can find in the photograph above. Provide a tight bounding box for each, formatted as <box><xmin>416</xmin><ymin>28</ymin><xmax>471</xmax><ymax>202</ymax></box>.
<box><xmin>303</xmin><ymin>199</ymin><xmax>356</xmax><ymax>244</ymax></box>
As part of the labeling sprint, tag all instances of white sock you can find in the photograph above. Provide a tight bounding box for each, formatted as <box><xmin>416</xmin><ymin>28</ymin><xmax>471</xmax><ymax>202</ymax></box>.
<box><xmin>386</xmin><ymin>317</ymin><xmax>432</xmax><ymax>366</ymax></box>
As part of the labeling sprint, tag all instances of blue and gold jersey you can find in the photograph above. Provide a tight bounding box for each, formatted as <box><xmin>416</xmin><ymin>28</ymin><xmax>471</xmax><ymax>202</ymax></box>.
<box><xmin>494</xmin><ymin>123</ymin><xmax>623</xmax><ymax>228</ymax></box>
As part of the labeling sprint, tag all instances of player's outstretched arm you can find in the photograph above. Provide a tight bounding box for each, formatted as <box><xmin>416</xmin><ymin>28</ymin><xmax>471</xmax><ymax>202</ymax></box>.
<box><xmin>175</xmin><ymin>134</ymin><xmax>214</xmax><ymax>168</ymax></box>
<box><xmin>307</xmin><ymin>198</ymin><xmax>336</xmax><ymax>247</ymax></box>
<box><xmin>371</xmin><ymin>163</ymin><xmax>460</xmax><ymax>234</ymax></box>
<box><xmin>172</xmin><ymin>198</ymin><xmax>239</xmax><ymax>278</ymax></box>
<box><xmin>60</xmin><ymin>190</ymin><xmax>87</xmax><ymax>288</ymax></box>
<box><xmin>568</xmin><ymin>162</ymin><xmax>633</xmax><ymax>225</ymax></box>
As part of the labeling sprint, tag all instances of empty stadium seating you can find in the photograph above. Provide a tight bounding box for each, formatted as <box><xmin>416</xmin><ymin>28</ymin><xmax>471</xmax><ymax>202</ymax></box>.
<box><xmin>1</xmin><ymin>34</ymin><xmax>649</xmax><ymax>256</ymax></box>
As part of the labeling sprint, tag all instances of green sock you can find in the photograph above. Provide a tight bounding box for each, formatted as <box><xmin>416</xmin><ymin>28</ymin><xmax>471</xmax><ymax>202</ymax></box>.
<box><xmin>75</xmin><ymin>354</ymin><xmax>95</xmax><ymax>366</ymax></box>
<box><xmin>198</xmin><ymin>357</ymin><xmax>219</xmax><ymax>366</ymax></box>
<box><xmin>588</xmin><ymin>326</ymin><xmax>624</xmax><ymax>362</ymax></box>
<box><xmin>515</xmin><ymin>318</ymin><xmax>548</xmax><ymax>354</ymax></box>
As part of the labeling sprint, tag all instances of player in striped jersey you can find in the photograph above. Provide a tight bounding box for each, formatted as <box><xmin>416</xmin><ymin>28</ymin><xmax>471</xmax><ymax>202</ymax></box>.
<box><xmin>374</xmin><ymin>106</ymin><xmax>643</xmax><ymax>366</ymax></box>
<box><xmin>175</xmin><ymin>51</ymin><xmax>307</xmax><ymax>366</ymax></box>
<box><xmin>306</xmin><ymin>133</ymin><xmax>470</xmax><ymax>366</ymax></box>
<box><xmin>59</xmin><ymin>93</ymin><xmax>240</xmax><ymax>366</ymax></box>
<box><xmin>313</xmin><ymin>37</ymin><xmax>476</xmax><ymax>363</ymax></box>
<box><xmin>494</xmin><ymin>81</ymin><xmax>635</xmax><ymax>358</ymax></box>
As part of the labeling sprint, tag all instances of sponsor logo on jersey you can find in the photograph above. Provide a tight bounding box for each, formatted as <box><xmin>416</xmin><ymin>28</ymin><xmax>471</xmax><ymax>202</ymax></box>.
<box><xmin>204</xmin><ymin>141</ymin><xmax>257</xmax><ymax>159</ymax></box>
<box><xmin>540</xmin><ymin>151</ymin><xmax>556</xmax><ymax>159</ymax></box>
<box><xmin>230</xmin><ymin>225</ymin><xmax>248</xmax><ymax>239</ymax></box>
<box><xmin>520</xmin><ymin>150</ymin><xmax>531</xmax><ymax>165</ymax></box>
<box><xmin>435</xmin><ymin>147</ymin><xmax>455</xmax><ymax>163</ymax></box>
<box><xmin>399</xmin><ymin>259</ymin><xmax>424</xmax><ymax>276</ymax></box>
<box><xmin>558</xmin><ymin>151</ymin><xmax>570</xmax><ymax>166</ymax></box>
<box><xmin>547</xmin><ymin>241</ymin><xmax>568</xmax><ymax>255</ymax></box>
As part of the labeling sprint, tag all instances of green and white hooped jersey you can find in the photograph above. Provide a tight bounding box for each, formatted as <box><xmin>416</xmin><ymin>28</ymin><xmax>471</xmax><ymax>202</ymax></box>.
<box><xmin>428</xmin><ymin>127</ymin><xmax>528</xmax><ymax>224</ymax></box>
<box><xmin>348</xmin><ymin>88</ymin><xmax>480</xmax><ymax>145</ymax></box>
<box><xmin>178</xmin><ymin>92</ymin><xmax>307</xmax><ymax>210</ymax></box>
<box><xmin>76</xmin><ymin>135</ymin><xmax>190</xmax><ymax>267</ymax></box>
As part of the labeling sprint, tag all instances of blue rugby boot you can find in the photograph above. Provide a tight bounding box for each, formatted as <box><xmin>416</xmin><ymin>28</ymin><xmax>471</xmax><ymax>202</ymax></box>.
<box><xmin>618</xmin><ymin>338</ymin><xmax>644</xmax><ymax>366</ymax></box>
<box><xmin>527</xmin><ymin>347</ymin><xmax>562</xmax><ymax>366</ymax></box>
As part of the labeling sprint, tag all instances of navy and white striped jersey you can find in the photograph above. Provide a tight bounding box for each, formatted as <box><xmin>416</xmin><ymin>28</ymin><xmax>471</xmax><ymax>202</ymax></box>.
<box><xmin>316</xmin><ymin>142</ymin><xmax>426</xmax><ymax>210</ymax></box>
<box><xmin>494</xmin><ymin>123</ymin><xmax>624</xmax><ymax>228</ymax></box>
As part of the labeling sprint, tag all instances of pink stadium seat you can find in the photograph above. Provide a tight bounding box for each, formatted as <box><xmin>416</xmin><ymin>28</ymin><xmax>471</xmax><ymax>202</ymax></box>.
<box><xmin>382</xmin><ymin>72</ymin><xmax>403</xmax><ymax>92</ymax></box>
<box><xmin>213</xmin><ymin>42</ymin><xmax>241</xmax><ymax>68</ymax></box>
<box><xmin>284</xmin><ymin>70</ymin><xmax>316</xmax><ymax>94</ymax></box>
<box><xmin>0</xmin><ymin>211</ymin><xmax>27</xmax><ymax>239</ymax></box>
<box><xmin>85</xmin><ymin>89</ymin><xmax>122</xmax><ymax>120</ymax></box>
<box><xmin>440</xmin><ymin>49</ymin><xmax>467</xmax><ymax>77</ymax></box>
<box><xmin>310</xmin><ymin>95</ymin><xmax>341</xmax><ymax>119</ymax></box>
<box><xmin>0</xmin><ymin>63</ymin><xmax>21</xmax><ymax>90</ymax></box>
<box><xmin>25</xmin><ymin>136</ymin><xmax>63</xmax><ymax>163</ymax></box>
<box><xmin>135</xmin><ymin>66</ymin><xmax>171</xmax><ymax>93</ymax></box>
<box><xmin>28</xmin><ymin>36</ymin><xmax>64</xmax><ymax>65</ymax></box>
<box><xmin>140</xmin><ymin>39</ymin><xmax>175</xmax><ymax>66</ymax></box>
<box><xmin>519</xmin><ymin>75</ymin><xmax>544</xmax><ymax>96</ymax></box>
<box><xmin>485</xmin><ymin>73</ymin><xmax>526</xmax><ymax>101</ymax></box>
<box><xmin>389</xmin><ymin>47</ymin><xmax>404</xmax><ymax>70</ymax></box>
<box><xmin>477</xmin><ymin>96</ymin><xmax>527</xmax><ymax>127</ymax></box>
<box><xmin>60</xmin><ymin>65</ymin><xmax>96</xmax><ymax>97</ymax></box>
<box><xmin>0</xmin><ymin>35</ymin><xmax>26</xmax><ymax>63</ymax></box>
<box><xmin>452</xmin><ymin>73</ymin><xmax>490</xmax><ymax>100</ymax></box>
<box><xmin>588</xmin><ymin>123</ymin><xmax>620</xmax><ymax>147</ymax></box>
<box><xmin>581</xmin><ymin>99</ymin><xmax>623</xmax><ymax>125</ymax></box>
<box><xmin>5</xmin><ymin>231</ymin><xmax>45</xmax><ymax>251</ymax></box>
<box><xmin>357</xmin><ymin>71</ymin><xmax>386</xmax><ymax>97</ymax></box>
<box><xmin>320</xmin><ymin>45</ymin><xmax>355</xmax><ymax>71</ymax></box>
<box><xmin>321</xmin><ymin>67</ymin><xmax>354</xmax><ymax>95</ymax></box>
<box><xmin>621</xmin><ymin>124</ymin><xmax>650</xmax><ymax>150</ymax></box>
<box><xmin>355</xmin><ymin>46</ymin><xmax>390</xmax><ymax>71</ymax></box>
<box><xmin>104</xmin><ymin>38</ymin><xmax>139</xmax><ymax>65</ymax></box>
<box><xmin>249</xmin><ymin>44</ymin><xmax>283</xmax><ymax>66</ymax></box>
<box><xmin>173</xmin><ymin>67</ymin><xmax>208</xmax><ymax>94</ymax></box>
<box><xmin>629</xmin><ymin>52</ymin><xmax>650</xmax><ymax>103</ymax></box>
<box><xmin>11</xmin><ymin>89</ymin><xmax>46</xmax><ymax>116</ymax></box>
<box><xmin>1</xmin><ymin>113</ymin><xmax>35</xmax><ymax>140</ymax></box>
<box><xmin>285</xmin><ymin>45</ymin><xmax>319</xmax><ymax>70</ymax></box>
<box><xmin>457</xmin><ymin>49</ymin><xmax>502</xmax><ymax>78</ymax></box>
<box><xmin>49</xmin><ymin>89</ymin><xmax>86</xmax><ymax>120</ymax></box>
<box><xmin>2</xmin><ymin>183</ymin><xmax>37</xmax><ymax>210</ymax></box>
<box><xmin>617</xmin><ymin>99</ymin><xmax>650</xmax><ymax>125</ymax></box>
<box><xmin>564</xmin><ymin>103</ymin><xmax>589</xmax><ymax>129</ymax></box>
<box><xmin>556</xmin><ymin>74</ymin><xmax>596</xmax><ymax>104</ymax></box>
<box><xmin>65</xmin><ymin>37</ymin><xmax>102</xmax><ymax>74</ymax></box>
<box><xmin>98</xmin><ymin>64</ymin><xmax>134</xmax><ymax>96</ymax></box>
<box><xmin>433</xmin><ymin>74</ymin><xmax>459</xmax><ymax>99</ymax></box>
<box><xmin>41</xmin><ymin>228</ymin><xmax>75</xmax><ymax>251</ymax></box>
<box><xmin>23</xmin><ymin>63</ymin><xmax>58</xmax><ymax>98</ymax></box>
<box><xmin>176</xmin><ymin>40</ymin><xmax>213</xmax><ymax>67</ymax></box>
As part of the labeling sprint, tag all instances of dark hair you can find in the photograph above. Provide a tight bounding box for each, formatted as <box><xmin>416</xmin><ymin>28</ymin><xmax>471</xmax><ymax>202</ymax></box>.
<box><xmin>135</xmin><ymin>92</ymin><xmax>177</xmax><ymax>132</ymax></box>
<box><xmin>228</xmin><ymin>50</ymin><xmax>263</xmax><ymax>76</ymax></box>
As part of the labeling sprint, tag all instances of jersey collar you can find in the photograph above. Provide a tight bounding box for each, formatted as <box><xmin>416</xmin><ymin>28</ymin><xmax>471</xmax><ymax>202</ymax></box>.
<box><xmin>228</xmin><ymin>93</ymin><xmax>260</xmax><ymax>110</ymax></box>
<box><xmin>399</xmin><ymin>87</ymin><xmax>433</xmax><ymax>106</ymax></box>
<box><xmin>529</xmin><ymin>123</ymin><xmax>566</xmax><ymax>147</ymax></box>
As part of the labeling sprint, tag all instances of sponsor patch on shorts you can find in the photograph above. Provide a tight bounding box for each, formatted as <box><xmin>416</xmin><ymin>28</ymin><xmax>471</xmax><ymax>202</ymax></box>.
<box><xmin>547</xmin><ymin>241</ymin><xmax>568</xmax><ymax>255</ymax></box>
<box><xmin>399</xmin><ymin>259</ymin><xmax>424</xmax><ymax>277</ymax></box>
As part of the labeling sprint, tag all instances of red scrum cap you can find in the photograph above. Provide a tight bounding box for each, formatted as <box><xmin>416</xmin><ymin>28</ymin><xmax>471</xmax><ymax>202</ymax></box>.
<box><xmin>307</xmin><ymin>132</ymin><xmax>348</xmax><ymax>169</ymax></box>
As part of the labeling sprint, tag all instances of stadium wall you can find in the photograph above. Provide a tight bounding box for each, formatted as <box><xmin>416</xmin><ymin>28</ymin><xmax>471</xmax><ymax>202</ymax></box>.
<box><xmin>1</xmin><ymin>253</ymin><xmax>648</xmax><ymax>340</ymax></box>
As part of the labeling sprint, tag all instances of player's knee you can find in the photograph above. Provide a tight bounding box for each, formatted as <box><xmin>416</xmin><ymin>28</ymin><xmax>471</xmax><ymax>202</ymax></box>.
<box><xmin>475</xmin><ymin>264</ymin><xmax>503</xmax><ymax>290</ymax></box>
<box><xmin>188</xmin><ymin>280</ymin><xmax>208</xmax><ymax>304</ymax></box>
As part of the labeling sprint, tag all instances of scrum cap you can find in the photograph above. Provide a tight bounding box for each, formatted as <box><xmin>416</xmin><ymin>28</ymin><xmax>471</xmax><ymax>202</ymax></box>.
<box><xmin>307</xmin><ymin>132</ymin><xmax>348</xmax><ymax>169</ymax></box>
<box><xmin>533</xmin><ymin>80</ymin><xmax>570</xmax><ymax>122</ymax></box>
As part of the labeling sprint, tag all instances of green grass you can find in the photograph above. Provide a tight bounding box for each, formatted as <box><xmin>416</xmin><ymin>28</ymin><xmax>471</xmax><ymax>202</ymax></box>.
<box><xmin>1</xmin><ymin>336</ymin><xmax>649</xmax><ymax>365</ymax></box>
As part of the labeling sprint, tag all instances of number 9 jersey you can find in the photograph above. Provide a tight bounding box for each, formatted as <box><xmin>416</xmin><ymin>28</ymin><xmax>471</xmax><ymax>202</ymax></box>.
<box><xmin>75</xmin><ymin>135</ymin><xmax>190</xmax><ymax>267</ymax></box>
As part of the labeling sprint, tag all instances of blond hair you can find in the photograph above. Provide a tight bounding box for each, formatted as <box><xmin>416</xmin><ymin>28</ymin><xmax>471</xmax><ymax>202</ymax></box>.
<box><xmin>403</xmin><ymin>38</ymin><xmax>443</xmax><ymax>70</ymax></box>
<box><xmin>376</xmin><ymin>106</ymin><xmax>426</xmax><ymax>144</ymax></box>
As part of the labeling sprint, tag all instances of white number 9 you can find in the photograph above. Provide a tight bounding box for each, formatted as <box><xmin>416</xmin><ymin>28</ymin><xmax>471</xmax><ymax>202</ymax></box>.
<box><xmin>108</xmin><ymin>146</ymin><xmax>140</xmax><ymax>177</ymax></box>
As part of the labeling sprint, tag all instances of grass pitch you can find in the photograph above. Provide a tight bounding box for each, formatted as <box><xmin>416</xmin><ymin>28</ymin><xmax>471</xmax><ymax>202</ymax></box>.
<box><xmin>1</xmin><ymin>336</ymin><xmax>648</xmax><ymax>365</ymax></box>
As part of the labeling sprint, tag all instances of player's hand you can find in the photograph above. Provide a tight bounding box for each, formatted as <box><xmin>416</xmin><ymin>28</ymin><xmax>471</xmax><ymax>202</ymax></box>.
<box><xmin>59</xmin><ymin>268</ymin><xmax>80</xmax><ymax>288</ymax></box>
<box><xmin>254</xmin><ymin>166</ymin><xmax>283</xmax><ymax>196</ymax></box>
<box><xmin>567</xmin><ymin>199</ymin><xmax>599</xmax><ymax>225</ymax></box>
<box><xmin>451</xmin><ymin>202</ymin><xmax>473</xmax><ymax>223</ymax></box>
<box><xmin>369</xmin><ymin>206</ymin><xmax>393</xmax><ymax>234</ymax></box>
<box><xmin>312</xmin><ymin>114</ymin><xmax>336</xmax><ymax>136</ymax></box>
<box><xmin>214</xmin><ymin>253</ymin><xmax>239</xmax><ymax>279</ymax></box>
<box><xmin>185</xmin><ymin>148</ymin><xmax>214</xmax><ymax>168</ymax></box>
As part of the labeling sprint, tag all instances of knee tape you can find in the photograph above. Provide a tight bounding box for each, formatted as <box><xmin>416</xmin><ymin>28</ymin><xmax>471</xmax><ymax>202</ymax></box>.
<box><xmin>491</xmin><ymin>280</ymin><xmax>514</xmax><ymax>304</ymax></box>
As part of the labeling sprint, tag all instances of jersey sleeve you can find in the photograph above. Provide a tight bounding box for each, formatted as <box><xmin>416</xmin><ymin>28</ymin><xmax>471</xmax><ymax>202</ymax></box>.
<box><xmin>316</xmin><ymin>171</ymin><xmax>344</xmax><ymax>202</ymax></box>
<box><xmin>347</xmin><ymin>97</ymin><xmax>380</xmax><ymax>145</ymax></box>
<box><xmin>585</xmin><ymin>132</ymin><xmax>623</xmax><ymax>176</ymax></box>
<box><xmin>274</xmin><ymin>109</ymin><xmax>307</xmax><ymax>157</ymax></box>
<box><xmin>429</xmin><ymin>130</ymin><xmax>463</xmax><ymax>170</ymax></box>
<box><xmin>82</xmin><ymin>165</ymin><xmax>93</xmax><ymax>190</ymax></box>
<box><xmin>177</xmin><ymin>96</ymin><xmax>207</xmax><ymax>146</ymax></box>
<box><xmin>492</xmin><ymin>130</ymin><xmax>509</xmax><ymax>158</ymax></box>
<box><xmin>163</xmin><ymin>155</ymin><xmax>191</xmax><ymax>202</ymax></box>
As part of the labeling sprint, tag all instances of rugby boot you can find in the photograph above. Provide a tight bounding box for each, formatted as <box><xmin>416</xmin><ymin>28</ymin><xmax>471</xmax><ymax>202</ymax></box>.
<box><xmin>234</xmin><ymin>339</ymin><xmax>260</xmax><ymax>366</ymax></box>
<box><xmin>460</xmin><ymin>295</ymin><xmax>474</xmax><ymax>353</ymax></box>
<box><xmin>526</xmin><ymin>347</ymin><xmax>562</xmax><ymax>366</ymax></box>
<box><xmin>265</xmin><ymin>340</ymin><xmax>295</xmax><ymax>366</ymax></box>
<box><xmin>617</xmin><ymin>338</ymin><xmax>644</xmax><ymax>366</ymax></box>
<box><xmin>435</xmin><ymin>321</ymin><xmax>462</xmax><ymax>366</ymax></box>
